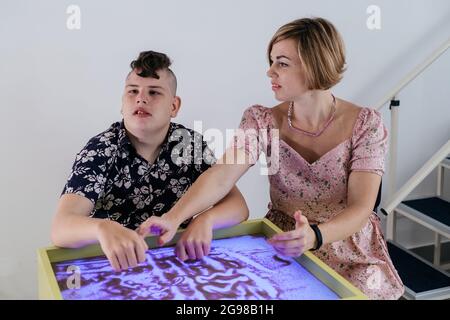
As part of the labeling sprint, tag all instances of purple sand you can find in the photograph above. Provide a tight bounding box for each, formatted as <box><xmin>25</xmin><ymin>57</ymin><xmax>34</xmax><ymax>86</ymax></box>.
<box><xmin>52</xmin><ymin>235</ymin><xmax>339</xmax><ymax>300</ymax></box>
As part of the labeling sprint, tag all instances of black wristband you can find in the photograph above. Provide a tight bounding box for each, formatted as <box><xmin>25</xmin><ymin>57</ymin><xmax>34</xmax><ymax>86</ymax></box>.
<box><xmin>309</xmin><ymin>224</ymin><xmax>323</xmax><ymax>251</ymax></box>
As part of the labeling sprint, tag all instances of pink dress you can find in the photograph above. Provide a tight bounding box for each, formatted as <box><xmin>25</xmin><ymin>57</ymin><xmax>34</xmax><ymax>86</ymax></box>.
<box><xmin>233</xmin><ymin>105</ymin><xmax>404</xmax><ymax>300</ymax></box>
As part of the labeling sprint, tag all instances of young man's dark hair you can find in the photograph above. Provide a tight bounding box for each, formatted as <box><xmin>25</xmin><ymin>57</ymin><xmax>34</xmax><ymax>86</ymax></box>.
<box><xmin>129</xmin><ymin>50</ymin><xmax>177</xmax><ymax>95</ymax></box>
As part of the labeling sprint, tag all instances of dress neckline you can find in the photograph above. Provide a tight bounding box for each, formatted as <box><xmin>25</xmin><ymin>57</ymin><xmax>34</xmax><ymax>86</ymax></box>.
<box><xmin>266</xmin><ymin>106</ymin><xmax>367</xmax><ymax>166</ymax></box>
<box><xmin>279</xmin><ymin>138</ymin><xmax>351</xmax><ymax>166</ymax></box>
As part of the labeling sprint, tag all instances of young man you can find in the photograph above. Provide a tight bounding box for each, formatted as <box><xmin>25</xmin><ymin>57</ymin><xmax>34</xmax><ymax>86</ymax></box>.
<box><xmin>51</xmin><ymin>51</ymin><xmax>249</xmax><ymax>271</ymax></box>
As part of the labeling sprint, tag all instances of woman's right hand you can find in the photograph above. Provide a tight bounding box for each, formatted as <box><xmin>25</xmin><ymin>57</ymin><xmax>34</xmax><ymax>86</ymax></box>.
<box><xmin>267</xmin><ymin>211</ymin><xmax>315</xmax><ymax>257</ymax></box>
<box><xmin>136</xmin><ymin>214</ymin><xmax>180</xmax><ymax>246</ymax></box>
<box><xmin>96</xmin><ymin>220</ymin><xmax>148</xmax><ymax>272</ymax></box>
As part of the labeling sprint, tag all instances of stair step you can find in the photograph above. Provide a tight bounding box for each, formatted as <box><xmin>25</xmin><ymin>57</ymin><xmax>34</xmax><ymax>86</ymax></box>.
<box><xmin>387</xmin><ymin>241</ymin><xmax>450</xmax><ymax>299</ymax></box>
<box><xmin>442</xmin><ymin>156</ymin><xmax>450</xmax><ymax>169</ymax></box>
<box><xmin>402</xmin><ymin>197</ymin><xmax>450</xmax><ymax>226</ymax></box>
<box><xmin>397</xmin><ymin>197</ymin><xmax>450</xmax><ymax>237</ymax></box>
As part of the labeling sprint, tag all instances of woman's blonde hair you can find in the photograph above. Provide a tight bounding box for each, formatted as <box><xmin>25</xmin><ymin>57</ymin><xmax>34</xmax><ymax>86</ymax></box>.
<box><xmin>268</xmin><ymin>17</ymin><xmax>346</xmax><ymax>90</ymax></box>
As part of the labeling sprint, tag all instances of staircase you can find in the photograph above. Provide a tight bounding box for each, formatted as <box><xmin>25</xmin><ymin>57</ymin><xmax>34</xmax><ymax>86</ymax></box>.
<box><xmin>373</xmin><ymin>38</ymin><xmax>450</xmax><ymax>300</ymax></box>
<box><xmin>385</xmin><ymin>156</ymin><xmax>450</xmax><ymax>300</ymax></box>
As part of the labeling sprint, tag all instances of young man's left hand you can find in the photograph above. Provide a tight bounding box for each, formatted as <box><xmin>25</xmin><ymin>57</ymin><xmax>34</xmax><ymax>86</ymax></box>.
<box><xmin>137</xmin><ymin>213</ymin><xmax>214</xmax><ymax>262</ymax></box>
<box><xmin>175</xmin><ymin>214</ymin><xmax>213</xmax><ymax>261</ymax></box>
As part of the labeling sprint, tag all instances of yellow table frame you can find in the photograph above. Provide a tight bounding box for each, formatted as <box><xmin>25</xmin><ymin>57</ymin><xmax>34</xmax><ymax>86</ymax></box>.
<box><xmin>37</xmin><ymin>218</ymin><xmax>367</xmax><ymax>300</ymax></box>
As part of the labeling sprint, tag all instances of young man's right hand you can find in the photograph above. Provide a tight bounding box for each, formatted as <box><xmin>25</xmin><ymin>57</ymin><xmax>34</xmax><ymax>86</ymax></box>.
<box><xmin>96</xmin><ymin>220</ymin><xmax>148</xmax><ymax>272</ymax></box>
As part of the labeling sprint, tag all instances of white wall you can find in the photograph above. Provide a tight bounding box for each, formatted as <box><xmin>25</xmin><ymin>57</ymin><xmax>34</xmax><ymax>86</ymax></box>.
<box><xmin>0</xmin><ymin>0</ymin><xmax>449</xmax><ymax>299</ymax></box>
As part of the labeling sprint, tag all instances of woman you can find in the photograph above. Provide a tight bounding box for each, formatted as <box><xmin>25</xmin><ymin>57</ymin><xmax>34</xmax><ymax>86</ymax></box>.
<box><xmin>138</xmin><ymin>17</ymin><xmax>404</xmax><ymax>299</ymax></box>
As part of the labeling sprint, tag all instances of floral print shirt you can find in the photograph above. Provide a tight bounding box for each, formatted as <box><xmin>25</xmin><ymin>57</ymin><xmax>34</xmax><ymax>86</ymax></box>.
<box><xmin>61</xmin><ymin>121</ymin><xmax>216</xmax><ymax>229</ymax></box>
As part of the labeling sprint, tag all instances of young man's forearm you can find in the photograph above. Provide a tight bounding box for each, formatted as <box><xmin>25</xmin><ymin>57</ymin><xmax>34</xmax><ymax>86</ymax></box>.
<box><xmin>51</xmin><ymin>213</ymin><xmax>104</xmax><ymax>248</ymax></box>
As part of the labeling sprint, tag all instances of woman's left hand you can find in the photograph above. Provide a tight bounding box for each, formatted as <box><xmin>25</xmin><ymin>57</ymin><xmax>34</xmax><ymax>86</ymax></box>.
<box><xmin>267</xmin><ymin>210</ymin><xmax>316</xmax><ymax>257</ymax></box>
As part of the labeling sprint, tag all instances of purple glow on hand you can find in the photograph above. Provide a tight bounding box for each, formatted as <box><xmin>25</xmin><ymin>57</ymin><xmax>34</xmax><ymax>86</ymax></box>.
<box><xmin>52</xmin><ymin>235</ymin><xmax>339</xmax><ymax>300</ymax></box>
<box><xmin>150</xmin><ymin>225</ymin><xmax>162</xmax><ymax>235</ymax></box>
